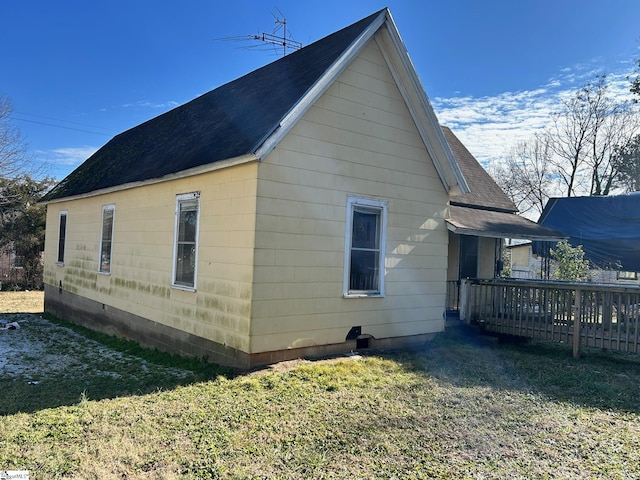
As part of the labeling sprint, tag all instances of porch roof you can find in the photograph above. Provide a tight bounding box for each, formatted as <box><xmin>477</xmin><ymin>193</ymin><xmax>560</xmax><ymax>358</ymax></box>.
<box><xmin>447</xmin><ymin>205</ymin><xmax>566</xmax><ymax>241</ymax></box>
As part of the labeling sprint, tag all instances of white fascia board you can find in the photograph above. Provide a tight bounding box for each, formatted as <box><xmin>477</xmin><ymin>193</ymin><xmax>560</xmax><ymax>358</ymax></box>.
<box><xmin>376</xmin><ymin>12</ymin><xmax>470</xmax><ymax>194</ymax></box>
<box><xmin>41</xmin><ymin>153</ymin><xmax>258</xmax><ymax>205</ymax></box>
<box><xmin>253</xmin><ymin>10</ymin><xmax>389</xmax><ymax>160</ymax></box>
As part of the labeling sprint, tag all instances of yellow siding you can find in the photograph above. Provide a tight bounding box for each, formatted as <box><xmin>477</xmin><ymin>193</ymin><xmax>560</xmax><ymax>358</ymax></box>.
<box><xmin>251</xmin><ymin>38</ymin><xmax>449</xmax><ymax>353</ymax></box>
<box><xmin>44</xmin><ymin>33</ymin><xmax>455</xmax><ymax>360</ymax></box>
<box><xmin>44</xmin><ymin>162</ymin><xmax>258</xmax><ymax>352</ymax></box>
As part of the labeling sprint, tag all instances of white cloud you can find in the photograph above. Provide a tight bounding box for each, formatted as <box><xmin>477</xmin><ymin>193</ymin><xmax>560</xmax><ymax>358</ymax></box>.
<box><xmin>432</xmin><ymin>64</ymin><xmax>637</xmax><ymax>166</ymax></box>
<box><xmin>33</xmin><ymin>146</ymin><xmax>99</xmax><ymax>179</ymax></box>
<box><xmin>121</xmin><ymin>100</ymin><xmax>180</xmax><ymax>109</ymax></box>
<box><xmin>36</xmin><ymin>146</ymin><xmax>98</xmax><ymax>167</ymax></box>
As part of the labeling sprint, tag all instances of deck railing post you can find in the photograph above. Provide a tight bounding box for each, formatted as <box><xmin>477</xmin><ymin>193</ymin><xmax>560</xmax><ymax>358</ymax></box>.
<box><xmin>573</xmin><ymin>288</ymin><xmax>582</xmax><ymax>358</ymax></box>
<box><xmin>459</xmin><ymin>279</ymin><xmax>470</xmax><ymax>324</ymax></box>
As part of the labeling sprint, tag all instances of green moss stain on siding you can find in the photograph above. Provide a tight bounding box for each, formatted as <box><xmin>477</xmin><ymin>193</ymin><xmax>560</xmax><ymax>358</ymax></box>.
<box><xmin>112</xmin><ymin>277</ymin><xmax>171</xmax><ymax>299</ymax></box>
<box><xmin>97</xmin><ymin>284</ymin><xmax>111</xmax><ymax>296</ymax></box>
<box><xmin>195</xmin><ymin>307</ymin><xmax>250</xmax><ymax>335</ymax></box>
<box><xmin>151</xmin><ymin>285</ymin><xmax>171</xmax><ymax>298</ymax></box>
<box><xmin>64</xmin><ymin>267</ymin><xmax>97</xmax><ymax>282</ymax></box>
<box><xmin>43</xmin><ymin>267</ymin><xmax>57</xmax><ymax>286</ymax></box>
<box><xmin>197</xmin><ymin>293</ymin><xmax>251</xmax><ymax>319</ymax></box>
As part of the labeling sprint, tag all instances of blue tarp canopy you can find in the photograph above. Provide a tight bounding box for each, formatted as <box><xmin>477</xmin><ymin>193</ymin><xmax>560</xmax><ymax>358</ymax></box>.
<box><xmin>536</xmin><ymin>193</ymin><xmax>640</xmax><ymax>271</ymax></box>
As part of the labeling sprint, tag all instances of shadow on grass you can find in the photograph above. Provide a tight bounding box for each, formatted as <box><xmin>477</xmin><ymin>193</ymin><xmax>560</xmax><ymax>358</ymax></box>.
<box><xmin>395</xmin><ymin>324</ymin><xmax>640</xmax><ymax>414</ymax></box>
<box><xmin>4</xmin><ymin>313</ymin><xmax>640</xmax><ymax>417</ymax></box>
<box><xmin>1</xmin><ymin>314</ymin><xmax>234</xmax><ymax>416</ymax></box>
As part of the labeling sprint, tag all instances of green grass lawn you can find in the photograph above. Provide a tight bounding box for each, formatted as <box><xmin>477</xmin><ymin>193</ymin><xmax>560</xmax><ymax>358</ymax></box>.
<box><xmin>2</xmin><ymin>315</ymin><xmax>640</xmax><ymax>479</ymax></box>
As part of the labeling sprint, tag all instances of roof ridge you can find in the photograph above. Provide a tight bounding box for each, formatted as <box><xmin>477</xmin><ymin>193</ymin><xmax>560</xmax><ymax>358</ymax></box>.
<box><xmin>42</xmin><ymin>10</ymin><xmax>388</xmax><ymax>202</ymax></box>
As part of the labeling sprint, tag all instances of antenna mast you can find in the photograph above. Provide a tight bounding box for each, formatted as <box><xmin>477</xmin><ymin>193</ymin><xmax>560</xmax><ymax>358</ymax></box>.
<box><xmin>251</xmin><ymin>13</ymin><xmax>302</xmax><ymax>56</ymax></box>
<box><xmin>218</xmin><ymin>8</ymin><xmax>302</xmax><ymax>57</ymax></box>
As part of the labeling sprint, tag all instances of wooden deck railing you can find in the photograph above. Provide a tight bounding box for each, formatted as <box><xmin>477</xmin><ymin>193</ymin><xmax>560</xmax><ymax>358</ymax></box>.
<box><xmin>461</xmin><ymin>278</ymin><xmax>640</xmax><ymax>357</ymax></box>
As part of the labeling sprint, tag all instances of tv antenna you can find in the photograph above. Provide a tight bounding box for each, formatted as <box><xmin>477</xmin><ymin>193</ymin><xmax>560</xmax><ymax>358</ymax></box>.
<box><xmin>217</xmin><ymin>8</ymin><xmax>302</xmax><ymax>57</ymax></box>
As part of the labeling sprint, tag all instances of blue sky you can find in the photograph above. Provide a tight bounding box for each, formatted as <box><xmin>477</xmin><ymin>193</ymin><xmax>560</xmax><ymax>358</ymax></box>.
<box><xmin>3</xmin><ymin>0</ymin><xmax>640</xmax><ymax>179</ymax></box>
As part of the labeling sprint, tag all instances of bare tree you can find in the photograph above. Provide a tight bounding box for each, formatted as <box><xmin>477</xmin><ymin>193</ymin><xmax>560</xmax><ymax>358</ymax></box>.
<box><xmin>492</xmin><ymin>74</ymin><xmax>640</xmax><ymax>211</ymax></box>
<box><xmin>584</xmin><ymin>77</ymin><xmax>639</xmax><ymax>195</ymax></box>
<box><xmin>546</xmin><ymin>76</ymin><xmax>602</xmax><ymax>197</ymax></box>
<box><xmin>547</xmin><ymin>75</ymin><xmax>639</xmax><ymax>197</ymax></box>
<box><xmin>0</xmin><ymin>94</ymin><xmax>28</xmax><ymax>178</ymax></box>
<box><xmin>489</xmin><ymin>135</ymin><xmax>555</xmax><ymax>217</ymax></box>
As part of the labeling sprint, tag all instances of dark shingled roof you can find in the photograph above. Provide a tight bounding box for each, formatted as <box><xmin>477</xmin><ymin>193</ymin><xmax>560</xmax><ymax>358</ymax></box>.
<box><xmin>442</xmin><ymin>126</ymin><xmax>517</xmax><ymax>213</ymax></box>
<box><xmin>42</xmin><ymin>9</ymin><xmax>385</xmax><ymax>202</ymax></box>
<box><xmin>448</xmin><ymin>205</ymin><xmax>565</xmax><ymax>240</ymax></box>
<box><xmin>443</xmin><ymin>127</ymin><xmax>564</xmax><ymax>241</ymax></box>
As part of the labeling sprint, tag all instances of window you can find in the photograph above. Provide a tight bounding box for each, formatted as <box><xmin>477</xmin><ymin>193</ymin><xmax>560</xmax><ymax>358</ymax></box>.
<box><xmin>172</xmin><ymin>192</ymin><xmax>200</xmax><ymax>289</ymax></box>
<box><xmin>344</xmin><ymin>196</ymin><xmax>387</xmax><ymax>297</ymax></box>
<box><xmin>99</xmin><ymin>205</ymin><xmax>115</xmax><ymax>273</ymax></box>
<box><xmin>13</xmin><ymin>255</ymin><xmax>24</xmax><ymax>268</ymax></box>
<box><xmin>57</xmin><ymin>211</ymin><xmax>67</xmax><ymax>264</ymax></box>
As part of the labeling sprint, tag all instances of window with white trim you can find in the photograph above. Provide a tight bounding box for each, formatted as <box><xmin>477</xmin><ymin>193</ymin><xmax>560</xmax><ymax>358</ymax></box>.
<box><xmin>99</xmin><ymin>205</ymin><xmax>115</xmax><ymax>274</ymax></box>
<box><xmin>57</xmin><ymin>211</ymin><xmax>67</xmax><ymax>264</ymax></box>
<box><xmin>172</xmin><ymin>192</ymin><xmax>200</xmax><ymax>289</ymax></box>
<box><xmin>344</xmin><ymin>196</ymin><xmax>387</xmax><ymax>297</ymax></box>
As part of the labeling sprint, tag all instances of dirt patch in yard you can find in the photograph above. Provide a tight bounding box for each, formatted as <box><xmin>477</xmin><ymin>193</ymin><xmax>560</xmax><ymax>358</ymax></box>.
<box><xmin>0</xmin><ymin>290</ymin><xmax>44</xmax><ymax>313</ymax></box>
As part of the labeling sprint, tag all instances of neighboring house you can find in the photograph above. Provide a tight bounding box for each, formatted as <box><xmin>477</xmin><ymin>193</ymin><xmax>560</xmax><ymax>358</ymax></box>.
<box><xmin>0</xmin><ymin>249</ymin><xmax>25</xmax><ymax>288</ymax></box>
<box><xmin>536</xmin><ymin>193</ymin><xmax>640</xmax><ymax>276</ymax></box>
<box><xmin>442</xmin><ymin>127</ymin><xmax>563</xmax><ymax>284</ymax></box>
<box><xmin>506</xmin><ymin>241</ymin><xmax>545</xmax><ymax>279</ymax></box>
<box><xmin>41</xmin><ymin>9</ymin><xmax>470</xmax><ymax>368</ymax></box>
<box><xmin>590</xmin><ymin>269</ymin><xmax>640</xmax><ymax>285</ymax></box>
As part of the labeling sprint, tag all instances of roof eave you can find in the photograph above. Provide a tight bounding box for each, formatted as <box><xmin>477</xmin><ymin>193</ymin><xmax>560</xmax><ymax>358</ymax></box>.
<box><xmin>449</xmin><ymin>200</ymin><xmax>516</xmax><ymax>214</ymax></box>
<box><xmin>446</xmin><ymin>219</ymin><xmax>568</xmax><ymax>241</ymax></box>
<box><xmin>41</xmin><ymin>153</ymin><xmax>258</xmax><ymax>205</ymax></box>
<box><xmin>376</xmin><ymin>11</ymin><xmax>469</xmax><ymax>194</ymax></box>
<box><xmin>446</xmin><ymin>222</ymin><xmax>567</xmax><ymax>241</ymax></box>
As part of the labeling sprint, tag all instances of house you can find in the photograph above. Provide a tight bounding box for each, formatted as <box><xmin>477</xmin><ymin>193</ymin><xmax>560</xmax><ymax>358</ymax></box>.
<box><xmin>536</xmin><ymin>193</ymin><xmax>640</xmax><ymax>275</ymax></box>
<box><xmin>505</xmin><ymin>241</ymin><xmax>548</xmax><ymax>279</ymax></box>
<box><xmin>41</xmin><ymin>9</ymin><xmax>471</xmax><ymax>368</ymax></box>
<box><xmin>0</xmin><ymin>249</ymin><xmax>26</xmax><ymax>288</ymax></box>
<box><xmin>442</xmin><ymin>126</ymin><xmax>563</xmax><ymax>286</ymax></box>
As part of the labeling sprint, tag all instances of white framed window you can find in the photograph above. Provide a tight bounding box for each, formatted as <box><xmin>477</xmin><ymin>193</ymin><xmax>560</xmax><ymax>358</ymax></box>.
<box><xmin>57</xmin><ymin>211</ymin><xmax>68</xmax><ymax>264</ymax></box>
<box><xmin>172</xmin><ymin>192</ymin><xmax>200</xmax><ymax>290</ymax></box>
<box><xmin>343</xmin><ymin>196</ymin><xmax>387</xmax><ymax>297</ymax></box>
<box><xmin>99</xmin><ymin>205</ymin><xmax>115</xmax><ymax>274</ymax></box>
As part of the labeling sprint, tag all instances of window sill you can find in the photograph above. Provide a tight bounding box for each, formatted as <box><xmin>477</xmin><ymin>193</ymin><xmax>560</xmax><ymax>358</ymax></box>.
<box><xmin>171</xmin><ymin>284</ymin><xmax>197</xmax><ymax>293</ymax></box>
<box><xmin>343</xmin><ymin>292</ymin><xmax>384</xmax><ymax>299</ymax></box>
